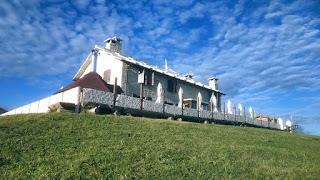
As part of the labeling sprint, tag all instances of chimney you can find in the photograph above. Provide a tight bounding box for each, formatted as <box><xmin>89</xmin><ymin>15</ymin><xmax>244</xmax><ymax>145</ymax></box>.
<box><xmin>208</xmin><ymin>77</ymin><xmax>218</xmax><ymax>91</ymax></box>
<box><xmin>104</xmin><ymin>36</ymin><xmax>122</xmax><ymax>54</ymax></box>
<box><xmin>91</xmin><ymin>50</ymin><xmax>98</xmax><ymax>72</ymax></box>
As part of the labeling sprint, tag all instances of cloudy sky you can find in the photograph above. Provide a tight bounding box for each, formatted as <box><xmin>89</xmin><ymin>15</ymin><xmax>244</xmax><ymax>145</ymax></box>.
<box><xmin>1</xmin><ymin>0</ymin><xmax>319</xmax><ymax>135</ymax></box>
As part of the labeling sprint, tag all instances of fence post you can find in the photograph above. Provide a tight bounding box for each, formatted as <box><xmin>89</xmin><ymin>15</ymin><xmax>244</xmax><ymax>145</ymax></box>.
<box><xmin>162</xmin><ymin>89</ymin><xmax>165</xmax><ymax>113</ymax></box>
<box><xmin>75</xmin><ymin>87</ymin><xmax>82</xmax><ymax>113</ymax></box>
<box><xmin>223</xmin><ymin>102</ymin><xmax>225</xmax><ymax>120</ymax></box>
<box><xmin>113</xmin><ymin>77</ymin><xmax>118</xmax><ymax>107</ymax></box>
<box><xmin>197</xmin><ymin>96</ymin><xmax>199</xmax><ymax>118</ymax></box>
<box><xmin>233</xmin><ymin>104</ymin><xmax>236</xmax><ymax>122</ymax></box>
<box><xmin>243</xmin><ymin>107</ymin><xmax>246</xmax><ymax>122</ymax></box>
<box><xmin>37</xmin><ymin>100</ymin><xmax>40</xmax><ymax>113</ymax></box>
<box><xmin>181</xmin><ymin>92</ymin><xmax>184</xmax><ymax>116</ymax></box>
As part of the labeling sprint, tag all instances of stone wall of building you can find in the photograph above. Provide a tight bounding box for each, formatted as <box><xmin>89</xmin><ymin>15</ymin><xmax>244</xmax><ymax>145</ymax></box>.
<box><xmin>124</xmin><ymin>62</ymin><xmax>222</xmax><ymax>109</ymax></box>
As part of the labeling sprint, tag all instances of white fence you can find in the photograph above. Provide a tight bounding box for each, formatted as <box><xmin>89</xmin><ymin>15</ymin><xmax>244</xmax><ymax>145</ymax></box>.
<box><xmin>81</xmin><ymin>88</ymin><xmax>281</xmax><ymax>130</ymax></box>
<box><xmin>1</xmin><ymin>87</ymin><xmax>80</xmax><ymax>116</ymax></box>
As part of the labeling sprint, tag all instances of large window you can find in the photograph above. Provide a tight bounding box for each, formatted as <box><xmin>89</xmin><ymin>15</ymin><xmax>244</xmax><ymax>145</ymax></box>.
<box><xmin>145</xmin><ymin>71</ymin><xmax>154</xmax><ymax>86</ymax></box>
<box><xmin>138</xmin><ymin>69</ymin><xmax>154</xmax><ymax>86</ymax></box>
<box><xmin>167</xmin><ymin>79</ymin><xmax>179</xmax><ymax>93</ymax></box>
<box><xmin>168</xmin><ymin>79</ymin><xmax>174</xmax><ymax>92</ymax></box>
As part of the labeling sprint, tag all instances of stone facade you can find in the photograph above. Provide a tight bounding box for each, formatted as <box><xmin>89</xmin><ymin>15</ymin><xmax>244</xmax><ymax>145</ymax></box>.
<box><xmin>124</xmin><ymin>62</ymin><xmax>221</xmax><ymax>109</ymax></box>
<box><xmin>82</xmin><ymin>88</ymin><xmax>114</xmax><ymax>105</ymax></box>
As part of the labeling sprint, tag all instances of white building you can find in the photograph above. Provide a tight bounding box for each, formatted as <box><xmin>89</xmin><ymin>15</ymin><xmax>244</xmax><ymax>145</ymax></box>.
<box><xmin>2</xmin><ymin>37</ymin><xmax>225</xmax><ymax>115</ymax></box>
<box><xmin>71</xmin><ymin>37</ymin><xmax>225</xmax><ymax>110</ymax></box>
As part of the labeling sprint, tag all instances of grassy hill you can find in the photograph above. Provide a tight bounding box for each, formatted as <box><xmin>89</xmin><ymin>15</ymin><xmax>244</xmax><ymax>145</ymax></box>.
<box><xmin>1</xmin><ymin>113</ymin><xmax>319</xmax><ymax>179</ymax></box>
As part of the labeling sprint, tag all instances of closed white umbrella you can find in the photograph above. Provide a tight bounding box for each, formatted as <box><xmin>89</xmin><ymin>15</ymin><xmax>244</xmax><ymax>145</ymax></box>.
<box><xmin>211</xmin><ymin>93</ymin><xmax>218</xmax><ymax>112</ymax></box>
<box><xmin>278</xmin><ymin>117</ymin><xmax>285</xmax><ymax>130</ymax></box>
<box><xmin>286</xmin><ymin>120</ymin><xmax>292</xmax><ymax>127</ymax></box>
<box><xmin>238</xmin><ymin>103</ymin><xmax>243</xmax><ymax>115</ymax></box>
<box><xmin>155</xmin><ymin>82</ymin><xmax>162</xmax><ymax>103</ymax></box>
<box><xmin>178</xmin><ymin>87</ymin><xmax>183</xmax><ymax>108</ymax></box>
<box><xmin>227</xmin><ymin>100</ymin><xmax>233</xmax><ymax>114</ymax></box>
<box><xmin>249</xmin><ymin>107</ymin><xmax>254</xmax><ymax>118</ymax></box>
<box><xmin>197</xmin><ymin>92</ymin><xmax>202</xmax><ymax>110</ymax></box>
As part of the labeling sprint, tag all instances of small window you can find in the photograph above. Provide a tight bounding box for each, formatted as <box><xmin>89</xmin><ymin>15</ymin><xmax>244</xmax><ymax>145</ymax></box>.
<box><xmin>191</xmin><ymin>100</ymin><xmax>197</xmax><ymax>109</ymax></box>
<box><xmin>175</xmin><ymin>80</ymin><xmax>179</xmax><ymax>92</ymax></box>
<box><xmin>103</xmin><ymin>69</ymin><xmax>111</xmax><ymax>83</ymax></box>
<box><xmin>201</xmin><ymin>103</ymin><xmax>208</xmax><ymax>110</ymax></box>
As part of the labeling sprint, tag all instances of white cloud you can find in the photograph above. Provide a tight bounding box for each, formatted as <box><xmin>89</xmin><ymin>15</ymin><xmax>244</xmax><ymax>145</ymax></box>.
<box><xmin>178</xmin><ymin>2</ymin><xmax>206</xmax><ymax>24</ymax></box>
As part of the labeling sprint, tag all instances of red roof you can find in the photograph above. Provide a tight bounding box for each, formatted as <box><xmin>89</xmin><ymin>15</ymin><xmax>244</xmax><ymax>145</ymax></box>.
<box><xmin>54</xmin><ymin>72</ymin><xmax>123</xmax><ymax>94</ymax></box>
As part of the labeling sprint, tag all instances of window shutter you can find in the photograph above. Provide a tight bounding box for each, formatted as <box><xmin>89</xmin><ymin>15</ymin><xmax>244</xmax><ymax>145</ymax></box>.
<box><xmin>103</xmin><ymin>69</ymin><xmax>111</xmax><ymax>83</ymax></box>
<box><xmin>168</xmin><ymin>79</ymin><xmax>174</xmax><ymax>92</ymax></box>
<box><xmin>175</xmin><ymin>80</ymin><xmax>179</xmax><ymax>93</ymax></box>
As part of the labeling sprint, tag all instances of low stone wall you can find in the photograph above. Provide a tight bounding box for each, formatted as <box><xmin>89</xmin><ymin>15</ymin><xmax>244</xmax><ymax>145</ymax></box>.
<box><xmin>83</xmin><ymin>88</ymin><xmax>113</xmax><ymax>105</ymax></box>
<box><xmin>261</xmin><ymin>120</ymin><xmax>269</xmax><ymax>127</ymax></box>
<box><xmin>183</xmin><ymin>107</ymin><xmax>198</xmax><ymax>118</ymax></box>
<box><xmin>117</xmin><ymin>95</ymin><xmax>141</xmax><ymax>109</ymax></box>
<box><xmin>1</xmin><ymin>87</ymin><xmax>282</xmax><ymax>130</ymax></box>
<box><xmin>246</xmin><ymin>117</ymin><xmax>254</xmax><ymax>124</ymax></box>
<box><xmin>143</xmin><ymin>100</ymin><xmax>163</xmax><ymax>113</ymax></box>
<box><xmin>164</xmin><ymin>104</ymin><xmax>182</xmax><ymax>116</ymax></box>
<box><xmin>236</xmin><ymin>115</ymin><xmax>244</xmax><ymax>123</ymax></box>
<box><xmin>273</xmin><ymin>123</ymin><xmax>281</xmax><ymax>129</ymax></box>
<box><xmin>225</xmin><ymin>114</ymin><xmax>235</xmax><ymax>122</ymax></box>
<box><xmin>269</xmin><ymin>122</ymin><xmax>275</xmax><ymax>129</ymax></box>
<box><xmin>253</xmin><ymin>119</ymin><xmax>262</xmax><ymax>126</ymax></box>
<box><xmin>200</xmin><ymin>110</ymin><xmax>212</xmax><ymax>119</ymax></box>
<box><xmin>213</xmin><ymin>112</ymin><xmax>224</xmax><ymax>120</ymax></box>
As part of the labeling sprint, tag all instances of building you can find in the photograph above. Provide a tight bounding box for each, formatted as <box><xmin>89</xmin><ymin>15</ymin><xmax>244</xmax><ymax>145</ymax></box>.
<box><xmin>255</xmin><ymin>115</ymin><xmax>277</xmax><ymax>123</ymax></box>
<box><xmin>73</xmin><ymin>37</ymin><xmax>225</xmax><ymax>111</ymax></box>
<box><xmin>1</xmin><ymin>37</ymin><xmax>285</xmax><ymax>131</ymax></box>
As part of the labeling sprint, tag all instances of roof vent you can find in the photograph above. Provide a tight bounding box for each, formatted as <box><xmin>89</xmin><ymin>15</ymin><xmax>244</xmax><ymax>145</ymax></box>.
<box><xmin>184</xmin><ymin>71</ymin><xmax>193</xmax><ymax>79</ymax></box>
<box><xmin>104</xmin><ymin>36</ymin><xmax>122</xmax><ymax>54</ymax></box>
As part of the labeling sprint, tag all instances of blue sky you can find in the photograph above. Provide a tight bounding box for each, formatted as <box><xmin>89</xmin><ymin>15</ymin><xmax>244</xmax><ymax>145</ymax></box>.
<box><xmin>0</xmin><ymin>0</ymin><xmax>319</xmax><ymax>135</ymax></box>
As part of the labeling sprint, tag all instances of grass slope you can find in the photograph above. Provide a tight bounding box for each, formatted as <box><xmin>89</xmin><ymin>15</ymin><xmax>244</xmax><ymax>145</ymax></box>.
<box><xmin>0</xmin><ymin>113</ymin><xmax>319</xmax><ymax>179</ymax></box>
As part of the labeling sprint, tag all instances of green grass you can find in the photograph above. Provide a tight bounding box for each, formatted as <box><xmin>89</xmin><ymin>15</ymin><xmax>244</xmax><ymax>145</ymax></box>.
<box><xmin>1</xmin><ymin>113</ymin><xmax>319</xmax><ymax>179</ymax></box>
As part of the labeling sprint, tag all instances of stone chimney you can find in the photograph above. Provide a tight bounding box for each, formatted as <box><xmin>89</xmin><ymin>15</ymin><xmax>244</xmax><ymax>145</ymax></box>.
<box><xmin>104</xmin><ymin>36</ymin><xmax>122</xmax><ymax>54</ymax></box>
<box><xmin>208</xmin><ymin>77</ymin><xmax>219</xmax><ymax>91</ymax></box>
